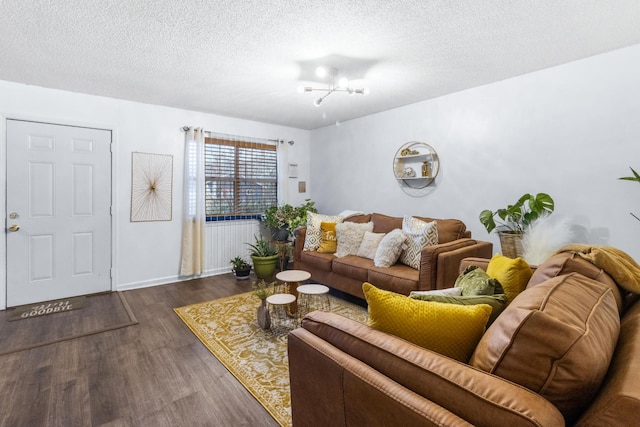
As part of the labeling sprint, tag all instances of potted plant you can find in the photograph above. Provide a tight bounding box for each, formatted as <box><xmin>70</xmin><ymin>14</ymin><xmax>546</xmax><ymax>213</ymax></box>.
<box><xmin>479</xmin><ymin>193</ymin><xmax>555</xmax><ymax>258</ymax></box>
<box><xmin>262</xmin><ymin>199</ymin><xmax>317</xmax><ymax>241</ymax></box>
<box><xmin>619</xmin><ymin>167</ymin><xmax>640</xmax><ymax>222</ymax></box>
<box><xmin>246</xmin><ymin>235</ymin><xmax>279</xmax><ymax>279</ymax></box>
<box><xmin>252</xmin><ymin>279</ymin><xmax>275</xmax><ymax>329</ymax></box>
<box><xmin>230</xmin><ymin>256</ymin><xmax>251</xmax><ymax>280</ymax></box>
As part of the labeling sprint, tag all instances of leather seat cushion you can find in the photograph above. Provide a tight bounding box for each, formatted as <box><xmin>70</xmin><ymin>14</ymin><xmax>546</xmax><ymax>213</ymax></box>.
<box><xmin>470</xmin><ymin>273</ymin><xmax>620</xmax><ymax>423</ymax></box>
<box><xmin>332</xmin><ymin>256</ymin><xmax>372</xmax><ymax>282</ymax></box>
<box><xmin>300</xmin><ymin>251</ymin><xmax>334</xmax><ymax>272</ymax></box>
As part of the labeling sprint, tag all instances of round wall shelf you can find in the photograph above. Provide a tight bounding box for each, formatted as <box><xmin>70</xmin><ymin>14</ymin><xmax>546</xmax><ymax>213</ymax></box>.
<box><xmin>393</xmin><ymin>141</ymin><xmax>440</xmax><ymax>188</ymax></box>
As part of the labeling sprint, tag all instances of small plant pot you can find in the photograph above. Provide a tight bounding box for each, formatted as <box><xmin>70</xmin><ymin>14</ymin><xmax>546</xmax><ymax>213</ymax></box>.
<box><xmin>251</xmin><ymin>255</ymin><xmax>279</xmax><ymax>279</ymax></box>
<box><xmin>234</xmin><ymin>267</ymin><xmax>251</xmax><ymax>280</ymax></box>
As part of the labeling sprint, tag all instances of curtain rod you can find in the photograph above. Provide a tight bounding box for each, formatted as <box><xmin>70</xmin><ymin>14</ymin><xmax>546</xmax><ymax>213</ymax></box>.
<box><xmin>181</xmin><ymin>126</ymin><xmax>285</xmax><ymax>144</ymax></box>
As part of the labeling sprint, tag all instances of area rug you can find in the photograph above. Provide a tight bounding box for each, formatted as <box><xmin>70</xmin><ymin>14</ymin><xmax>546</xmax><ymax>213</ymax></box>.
<box><xmin>174</xmin><ymin>292</ymin><xmax>368</xmax><ymax>427</ymax></box>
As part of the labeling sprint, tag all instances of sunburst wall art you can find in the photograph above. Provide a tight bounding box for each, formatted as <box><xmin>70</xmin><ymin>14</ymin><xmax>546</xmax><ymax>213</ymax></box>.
<box><xmin>130</xmin><ymin>152</ymin><xmax>173</xmax><ymax>222</ymax></box>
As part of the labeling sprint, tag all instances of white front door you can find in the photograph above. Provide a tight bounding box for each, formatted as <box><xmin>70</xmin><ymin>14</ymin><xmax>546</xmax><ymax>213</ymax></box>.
<box><xmin>6</xmin><ymin>119</ymin><xmax>112</xmax><ymax>307</ymax></box>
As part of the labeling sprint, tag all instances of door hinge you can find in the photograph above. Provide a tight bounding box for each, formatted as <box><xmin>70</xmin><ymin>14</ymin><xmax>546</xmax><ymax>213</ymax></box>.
<box><xmin>109</xmin><ymin>268</ymin><xmax>113</xmax><ymax>278</ymax></box>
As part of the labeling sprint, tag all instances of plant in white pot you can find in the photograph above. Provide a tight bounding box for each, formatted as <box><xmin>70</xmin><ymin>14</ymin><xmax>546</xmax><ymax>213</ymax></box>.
<box><xmin>479</xmin><ymin>193</ymin><xmax>555</xmax><ymax>258</ymax></box>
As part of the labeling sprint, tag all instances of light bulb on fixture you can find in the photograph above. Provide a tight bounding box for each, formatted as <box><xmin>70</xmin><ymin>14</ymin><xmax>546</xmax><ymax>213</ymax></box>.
<box><xmin>299</xmin><ymin>67</ymin><xmax>369</xmax><ymax>106</ymax></box>
<box><xmin>315</xmin><ymin>66</ymin><xmax>327</xmax><ymax>78</ymax></box>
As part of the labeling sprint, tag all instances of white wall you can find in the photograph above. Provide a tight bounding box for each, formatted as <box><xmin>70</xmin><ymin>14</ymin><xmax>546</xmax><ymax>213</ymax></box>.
<box><xmin>309</xmin><ymin>44</ymin><xmax>640</xmax><ymax>261</ymax></box>
<box><xmin>0</xmin><ymin>81</ymin><xmax>311</xmax><ymax>308</ymax></box>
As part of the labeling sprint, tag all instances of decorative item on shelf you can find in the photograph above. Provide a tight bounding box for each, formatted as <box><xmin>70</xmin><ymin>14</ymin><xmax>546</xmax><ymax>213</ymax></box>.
<box><xmin>393</xmin><ymin>141</ymin><xmax>440</xmax><ymax>189</ymax></box>
<box><xmin>230</xmin><ymin>256</ymin><xmax>251</xmax><ymax>280</ymax></box>
<box><xmin>252</xmin><ymin>279</ymin><xmax>276</xmax><ymax>329</ymax></box>
<box><xmin>479</xmin><ymin>193</ymin><xmax>555</xmax><ymax>258</ymax></box>
<box><xmin>246</xmin><ymin>235</ymin><xmax>279</xmax><ymax>279</ymax></box>
<box><xmin>262</xmin><ymin>199</ymin><xmax>317</xmax><ymax>242</ymax></box>
<box><xmin>402</xmin><ymin>167</ymin><xmax>416</xmax><ymax>178</ymax></box>
<box><xmin>421</xmin><ymin>161</ymin><xmax>430</xmax><ymax>177</ymax></box>
<box><xmin>400</xmin><ymin>147</ymin><xmax>420</xmax><ymax>156</ymax></box>
<box><xmin>298</xmin><ymin>67</ymin><xmax>369</xmax><ymax>106</ymax></box>
<box><xmin>619</xmin><ymin>166</ymin><xmax>640</xmax><ymax>222</ymax></box>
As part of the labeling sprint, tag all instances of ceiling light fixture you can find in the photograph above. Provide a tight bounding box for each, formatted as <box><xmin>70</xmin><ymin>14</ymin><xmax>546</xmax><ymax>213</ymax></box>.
<box><xmin>299</xmin><ymin>67</ymin><xmax>369</xmax><ymax>107</ymax></box>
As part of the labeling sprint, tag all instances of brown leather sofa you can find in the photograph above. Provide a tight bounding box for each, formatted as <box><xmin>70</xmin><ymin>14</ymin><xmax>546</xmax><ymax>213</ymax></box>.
<box><xmin>293</xmin><ymin>213</ymin><xmax>492</xmax><ymax>299</ymax></box>
<box><xmin>288</xmin><ymin>252</ymin><xmax>640</xmax><ymax>426</ymax></box>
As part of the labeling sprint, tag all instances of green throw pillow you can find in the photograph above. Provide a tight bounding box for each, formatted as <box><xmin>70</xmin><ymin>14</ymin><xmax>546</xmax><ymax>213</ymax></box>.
<box><xmin>455</xmin><ymin>266</ymin><xmax>501</xmax><ymax>296</ymax></box>
<box><xmin>410</xmin><ymin>293</ymin><xmax>508</xmax><ymax>326</ymax></box>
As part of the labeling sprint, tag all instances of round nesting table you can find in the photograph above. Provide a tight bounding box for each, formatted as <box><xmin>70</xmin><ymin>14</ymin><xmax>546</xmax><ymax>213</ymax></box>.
<box><xmin>265</xmin><ymin>293</ymin><xmax>297</xmax><ymax>336</ymax></box>
<box><xmin>275</xmin><ymin>269</ymin><xmax>311</xmax><ymax>315</ymax></box>
<box><xmin>297</xmin><ymin>284</ymin><xmax>331</xmax><ymax>319</ymax></box>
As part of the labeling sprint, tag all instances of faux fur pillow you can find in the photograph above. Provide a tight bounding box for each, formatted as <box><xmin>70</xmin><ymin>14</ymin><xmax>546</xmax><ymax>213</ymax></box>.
<box><xmin>399</xmin><ymin>216</ymin><xmax>438</xmax><ymax>269</ymax></box>
<box><xmin>357</xmin><ymin>231</ymin><xmax>386</xmax><ymax>260</ymax></box>
<box><xmin>303</xmin><ymin>212</ymin><xmax>344</xmax><ymax>251</ymax></box>
<box><xmin>335</xmin><ymin>222</ymin><xmax>374</xmax><ymax>257</ymax></box>
<box><xmin>374</xmin><ymin>229</ymin><xmax>407</xmax><ymax>267</ymax></box>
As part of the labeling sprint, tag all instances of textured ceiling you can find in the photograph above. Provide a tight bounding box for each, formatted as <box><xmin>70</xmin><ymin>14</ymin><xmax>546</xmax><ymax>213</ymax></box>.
<box><xmin>1</xmin><ymin>1</ymin><xmax>640</xmax><ymax>130</ymax></box>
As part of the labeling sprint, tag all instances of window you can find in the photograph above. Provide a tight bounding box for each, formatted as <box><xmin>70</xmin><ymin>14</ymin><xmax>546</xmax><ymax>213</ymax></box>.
<box><xmin>204</xmin><ymin>136</ymin><xmax>277</xmax><ymax>220</ymax></box>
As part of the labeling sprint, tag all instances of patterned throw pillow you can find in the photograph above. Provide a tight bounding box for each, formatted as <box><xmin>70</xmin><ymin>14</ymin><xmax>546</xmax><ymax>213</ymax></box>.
<box><xmin>399</xmin><ymin>216</ymin><xmax>438</xmax><ymax>269</ymax></box>
<box><xmin>303</xmin><ymin>212</ymin><xmax>344</xmax><ymax>251</ymax></box>
<box><xmin>317</xmin><ymin>222</ymin><xmax>337</xmax><ymax>253</ymax></box>
<box><xmin>334</xmin><ymin>222</ymin><xmax>374</xmax><ymax>258</ymax></box>
<box><xmin>357</xmin><ymin>231</ymin><xmax>386</xmax><ymax>260</ymax></box>
<box><xmin>373</xmin><ymin>229</ymin><xmax>407</xmax><ymax>267</ymax></box>
<box><xmin>455</xmin><ymin>266</ymin><xmax>501</xmax><ymax>296</ymax></box>
<box><xmin>363</xmin><ymin>282</ymin><xmax>492</xmax><ymax>362</ymax></box>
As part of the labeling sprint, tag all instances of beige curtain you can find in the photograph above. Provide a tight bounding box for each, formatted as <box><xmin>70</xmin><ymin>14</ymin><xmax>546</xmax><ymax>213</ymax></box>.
<box><xmin>180</xmin><ymin>128</ymin><xmax>205</xmax><ymax>276</ymax></box>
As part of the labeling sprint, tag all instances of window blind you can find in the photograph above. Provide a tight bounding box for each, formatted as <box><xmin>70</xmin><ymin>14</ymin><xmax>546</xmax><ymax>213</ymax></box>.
<box><xmin>204</xmin><ymin>137</ymin><xmax>277</xmax><ymax>218</ymax></box>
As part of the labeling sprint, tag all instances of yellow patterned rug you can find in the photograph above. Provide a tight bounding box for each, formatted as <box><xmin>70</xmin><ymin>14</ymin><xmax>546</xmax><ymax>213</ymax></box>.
<box><xmin>174</xmin><ymin>291</ymin><xmax>368</xmax><ymax>427</ymax></box>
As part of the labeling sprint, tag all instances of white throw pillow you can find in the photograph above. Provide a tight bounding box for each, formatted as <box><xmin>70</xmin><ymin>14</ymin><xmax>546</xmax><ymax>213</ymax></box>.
<box><xmin>374</xmin><ymin>229</ymin><xmax>407</xmax><ymax>267</ymax></box>
<box><xmin>399</xmin><ymin>216</ymin><xmax>438</xmax><ymax>269</ymax></box>
<box><xmin>410</xmin><ymin>287</ymin><xmax>463</xmax><ymax>297</ymax></box>
<box><xmin>335</xmin><ymin>222</ymin><xmax>374</xmax><ymax>258</ymax></box>
<box><xmin>303</xmin><ymin>212</ymin><xmax>344</xmax><ymax>251</ymax></box>
<box><xmin>357</xmin><ymin>231</ymin><xmax>386</xmax><ymax>260</ymax></box>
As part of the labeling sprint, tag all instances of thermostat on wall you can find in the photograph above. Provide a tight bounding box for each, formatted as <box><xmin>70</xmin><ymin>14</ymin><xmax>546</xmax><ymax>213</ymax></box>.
<box><xmin>288</xmin><ymin>163</ymin><xmax>298</xmax><ymax>178</ymax></box>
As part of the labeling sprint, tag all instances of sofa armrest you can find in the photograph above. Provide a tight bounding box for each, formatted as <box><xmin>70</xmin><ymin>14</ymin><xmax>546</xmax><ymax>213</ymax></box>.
<box><xmin>418</xmin><ymin>239</ymin><xmax>493</xmax><ymax>290</ymax></box>
<box><xmin>293</xmin><ymin>226</ymin><xmax>306</xmax><ymax>262</ymax></box>
<box><xmin>293</xmin><ymin>311</ymin><xmax>565</xmax><ymax>427</ymax></box>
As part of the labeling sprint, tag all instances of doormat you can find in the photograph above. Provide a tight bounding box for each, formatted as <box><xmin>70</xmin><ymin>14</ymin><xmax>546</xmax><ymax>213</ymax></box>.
<box><xmin>0</xmin><ymin>292</ymin><xmax>138</xmax><ymax>356</ymax></box>
<box><xmin>8</xmin><ymin>296</ymin><xmax>86</xmax><ymax>321</ymax></box>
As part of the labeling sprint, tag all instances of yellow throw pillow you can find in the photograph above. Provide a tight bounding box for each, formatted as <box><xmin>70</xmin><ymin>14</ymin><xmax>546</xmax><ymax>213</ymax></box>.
<box><xmin>317</xmin><ymin>222</ymin><xmax>337</xmax><ymax>253</ymax></box>
<box><xmin>362</xmin><ymin>282</ymin><xmax>491</xmax><ymax>362</ymax></box>
<box><xmin>486</xmin><ymin>254</ymin><xmax>532</xmax><ymax>303</ymax></box>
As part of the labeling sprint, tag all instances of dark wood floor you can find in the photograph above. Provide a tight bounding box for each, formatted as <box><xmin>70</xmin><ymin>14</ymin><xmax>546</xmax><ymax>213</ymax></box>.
<box><xmin>0</xmin><ymin>274</ymin><xmax>280</xmax><ymax>427</ymax></box>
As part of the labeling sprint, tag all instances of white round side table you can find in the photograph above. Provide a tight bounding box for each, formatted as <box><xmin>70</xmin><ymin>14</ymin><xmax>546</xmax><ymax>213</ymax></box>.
<box><xmin>275</xmin><ymin>269</ymin><xmax>311</xmax><ymax>315</ymax></box>
<box><xmin>266</xmin><ymin>293</ymin><xmax>297</xmax><ymax>336</ymax></box>
<box><xmin>297</xmin><ymin>284</ymin><xmax>331</xmax><ymax>319</ymax></box>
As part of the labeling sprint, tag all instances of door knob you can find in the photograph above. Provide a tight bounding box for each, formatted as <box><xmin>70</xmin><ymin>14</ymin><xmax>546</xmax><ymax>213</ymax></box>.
<box><xmin>8</xmin><ymin>224</ymin><xmax>19</xmax><ymax>232</ymax></box>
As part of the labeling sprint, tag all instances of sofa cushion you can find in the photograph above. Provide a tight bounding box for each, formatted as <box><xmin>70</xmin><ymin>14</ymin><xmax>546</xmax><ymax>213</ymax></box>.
<box><xmin>363</xmin><ymin>282</ymin><xmax>491</xmax><ymax>362</ymax></box>
<box><xmin>368</xmin><ymin>264</ymin><xmax>419</xmax><ymax>295</ymax></box>
<box><xmin>410</xmin><ymin>293</ymin><xmax>508</xmax><ymax>326</ymax></box>
<box><xmin>575</xmin><ymin>300</ymin><xmax>640</xmax><ymax>426</ymax></box>
<box><xmin>529</xmin><ymin>251</ymin><xmax>623</xmax><ymax>312</ymax></box>
<box><xmin>415</xmin><ymin>217</ymin><xmax>467</xmax><ymax>243</ymax></box>
<box><xmin>455</xmin><ymin>266</ymin><xmax>500</xmax><ymax>296</ymax></box>
<box><xmin>371</xmin><ymin>213</ymin><xmax>403</xmax><ymax>233</ymax></box>
<box><xmin>335</xmin><ymin>221</ymin><xmax>374</xmax><ymax>257</ymax></box>
<box><xmin>399</xmin><ymin>216</ymin><xmax>438</xmax><ymax>269</ymax></box>
<box><xmin>303</xmin><ymin>212</ymin><xmax>344</xmax><ymax>251</ymax></box>
<box><xmin>300</xmin><ymin>251</ymin><xmax>334</xmax><ymax>272</ymax></box>
<box><xmin>316</xmin><ymin>222</ymin><xmax>337</xmax><ymax>253</ymax></box>
<box><xmin>344</xmin><ymin>213</ymin><xmax>372</xmax><ymax>223</ymax></box>
<box><xmin>373</xmin><ymin>229</ymin><xmax>407</xmax><ymax>267</ymax></box>
<box><xmin>357</xmin><ymin>231</ymin><xmax>386</xmax><ymax>260</ymax></box>
<box><xmin>470</xmin><ymin>273</ymin><xmax>620</xmax><ymax>423</ymax></box>
<box><xmin>333</xmin><ymin>256</ymin><xmax>372</xmax><ymax>282</ymax></box>
<box><xmin>486</xmin><ymin>255</ymin><xmax>532</xmax><ymax>303</ymax></box>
